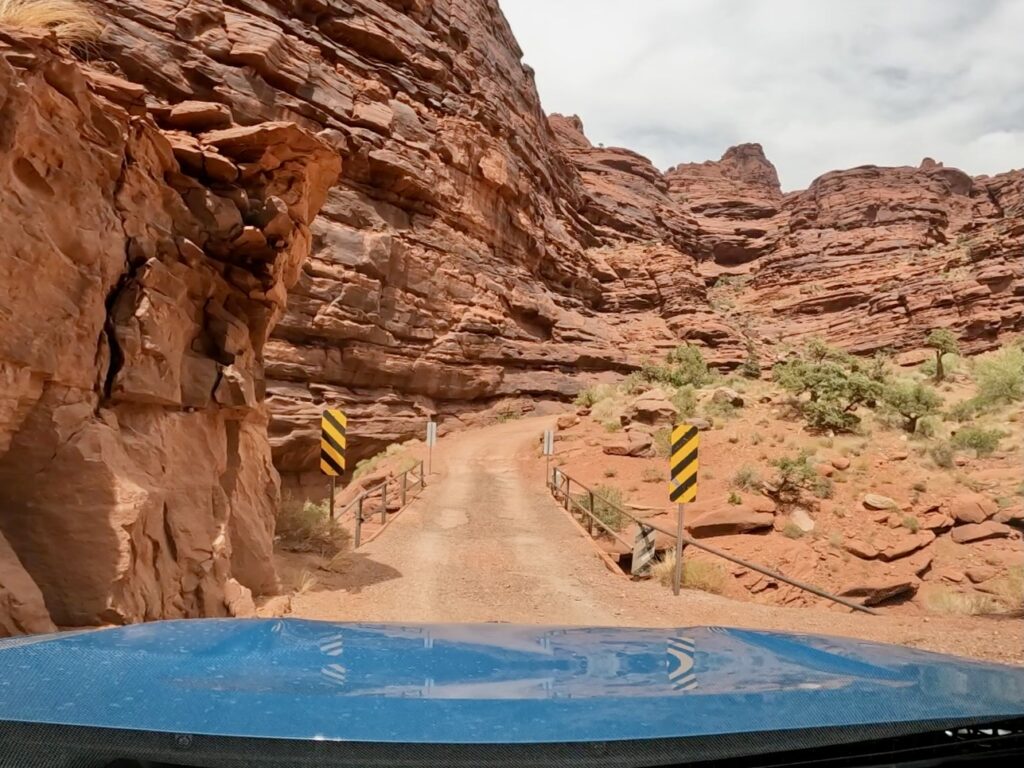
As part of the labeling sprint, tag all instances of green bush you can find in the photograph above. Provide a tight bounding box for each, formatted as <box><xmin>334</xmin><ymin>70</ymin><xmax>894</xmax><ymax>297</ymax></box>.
<box><xmin>652</xmin><ymin>428</ymin><xmax>672</xmax><ymax>458</ymax></box>
<box><xmin>576</xmin><ymin>485</ymin><xmax>627</xmax><ymax>531</ymax></box>
<box><xmin>666</xmin><ymin>345</ymin><xmax>713</xmax><ymax>387</ymax></box>
<box><xmin>740</xmin><ymin>346</ymin><xmax>762</xmax><ymax>379</ymax></box>
<box><xmin>946</xmin><ymin>399</ymin><xmax>979</xmax><ymax>422</ymax></box>
<box><xmin>951</xmin><ymin>426</ymin><xmax>1004</xmax><ymax>457</ymax></box>
<box><xmin>670</xmin><ymin>385</ymin><xmax>697</xmax><ymax>417</ymax></box>
<box><xmin>769</xmin><ymin>450</ymin><xmax>819</xmax><ymax>505</ymax></box>
<box><xmin>881</xmin><ymin>380</ymin><xmax>942</xmax><ymax>433</ymax></box>
<box><xmin>973</xmin><ymin>345</ymin><xmax>1024</xmax><ymax>406</ymax></box>
<box><xmin>930</xmin><ymin>441</ymin><xmax>955</xmax><ymax>468</ymax></box>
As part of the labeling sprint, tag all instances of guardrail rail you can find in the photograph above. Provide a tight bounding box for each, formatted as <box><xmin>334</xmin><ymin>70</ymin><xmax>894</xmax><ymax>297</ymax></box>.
<box><xmin>548</xmin><ymin>466</ymin><xmax>877</xmax><ymax>616</ymax></box>
<box><xmin>334</xmin><ymin>461</ymin><xmax>427</xmax><ymax>547</ymax></box>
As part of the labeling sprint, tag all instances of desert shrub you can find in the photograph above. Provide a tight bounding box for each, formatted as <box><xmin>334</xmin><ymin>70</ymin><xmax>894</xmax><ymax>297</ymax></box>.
<box><xmin>574</xmin><ymin>383</ymin><xmax>615</xmax><ymax>408</ymax></box>
<box><xmin>812</xmin><ymin>476</ymin><xmax>834</xmax><ymax>499</ymax></box>
<box><xmin>276</xmin><ymin>498</ymin><xmax>350</xmax><ymax>557</ymax></box>
<box><xmin>731</xmin><ymin>465</ymin><xmax>761</xmax><ymax>491</ymax></box>
<box><xmin>946</xmin><ymin>399</ymin><xmax>979</xmax><ymax>422</ymax></box>
<box><xmin>739</xmin><ymin>346</ymin><xmax>762</xmax><ymax>379</ymax></box>
<box><xmin>603</xmin><ymin>468</ymin><xmax>617</xmax><ymax>478</ymax></box>
<box><xmin>496</xmin><ymin>404</ymin><xmax>521</xmax><ymax>422</ymax></box>
<box><xmin>0</xmin><ymin>0</ymin><xmax>103</xmax><ymax>41</ymax></box>
<box><xmin>652</xmin><ymin>427</ymin><xmax>672</xmax><ymax>458</ymax></box>
<box><xmin>914</xmin><ymin>416</ymin><xmax>939</xmax><ymax>438</ymax></box>
<box><xmin>950</xmin><ymin>426</ymin><xmax>1004</xmax><ymax>457</ymax></box>
<box><xmin>924</xmin><ymin>329</ymin><xmax>960</xmax><ymax>382</ymax></box>
<box><xmin>930</xmin><ymin>441</ymin><xmax>955</xmax><ymax>468</ymax></box>
<box><xmin>703</xmin><ymin>398</ymin><xmax>737</xmax><ymax>420</ymax></box>
<box><xmin>354</xmin><ymin>442</ymin><xmax>414</xmax><ymax>479</ymax></box>
<box><xmin>669</xmin><ymin>385</ymin><xmax>697</xmax><ymax>417</ymax></box>
<box><xmin>727</xmin><ymin>491</ymin><xmax>742</xmax><ymax>505</ymax></box>
<box><xmin>641</xmin><ymin>345</ymin><xmax>713</xmax><ymax>389</ymax></box>
<box><xmin>782</xmin><ymin>521</ymin><xmax>806</xmax><ymax>539</ymax></box>
<box><xmin>619</xmin><ymin>372</ymin><xmax>650</xmax><ymax>395</ymax></box>
<box><xmin>973</xmin><ymin>344</ymin><xmax>1024</xmax><ymax>406</ymax></box>
<box><xmin>921</xmin><ymin>587</ymin><xmax>1002</xmax><ymax>616</ymax></box>
<box><xmin>576</xmin><ymin>485</ymin><xmax>627</xmax><ymax>531</ymax></box>
<box><xmin>901</xmin><ymin>515</ymin><xmax>920</xmax><ymax>533</ymax></box>
<box><xmin>768</xmin><ymin>450</ymin><xmax>818</xmax><ymax>505</ymax></box>
<box><xmin>881</xmin><ymin>380</ymin><xmax>942</xmax><ymax>433</ymax></box>
<box><xmin>641</xmin><ymin>467</ymin><xmax>662</xmax><ymax>483</ymax></box>
<box><xmin>652</xmin><ymin>552</ymin><xmax>727</xmax><ymax>594</ymax></box>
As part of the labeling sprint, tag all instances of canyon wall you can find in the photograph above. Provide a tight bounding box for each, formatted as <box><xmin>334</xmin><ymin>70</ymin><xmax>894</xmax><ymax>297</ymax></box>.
<box><xmin>0</xmin><ymin>27</ymin><xmax>338</xmax><ymax>633</ymax></box>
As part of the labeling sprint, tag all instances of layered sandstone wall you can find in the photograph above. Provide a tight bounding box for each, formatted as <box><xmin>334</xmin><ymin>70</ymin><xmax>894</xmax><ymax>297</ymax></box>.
<box><xmin>0</xmin><ymin>28</ymin><xmax>338</xmax><ymax>633</ymax></box>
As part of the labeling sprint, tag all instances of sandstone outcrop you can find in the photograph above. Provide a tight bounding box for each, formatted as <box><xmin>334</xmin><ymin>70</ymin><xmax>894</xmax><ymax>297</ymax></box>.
<box><xmin>0</xmin><ymin>28</ymin><xmax>337</xmax><ymax>633</ymax></box>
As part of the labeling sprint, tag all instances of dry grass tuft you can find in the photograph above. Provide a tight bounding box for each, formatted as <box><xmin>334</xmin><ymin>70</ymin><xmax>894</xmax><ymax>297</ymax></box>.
<box><xmin>921</xmin><ymin>586</ymin><xmax>1002</xmax><ymax>616</ymax></box>
<box><xmin>0</xmin><ymin>0</ymin><xmax>104</xmax><ymax>42</ymax></box>
<box><xmin>652</xmin><ymin>552</ymin><xmax>728</xmax><ymax>595</ymax></box>
<box><xmin>276</xmin><ymin>497</ymin><xmax>350</xmax><ymax>557</ymax></box>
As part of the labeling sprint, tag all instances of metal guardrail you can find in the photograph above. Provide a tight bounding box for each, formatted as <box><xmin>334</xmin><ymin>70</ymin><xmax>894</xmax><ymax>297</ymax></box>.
<box><xmin>334</xmin><ymin>461</ymin><xmax>427</xmax><ymax>548</ymax></box>
<box><xmin>548</xmin><ymin>466</ymin><xmax>878</xmax><ymax>616</ymax></box>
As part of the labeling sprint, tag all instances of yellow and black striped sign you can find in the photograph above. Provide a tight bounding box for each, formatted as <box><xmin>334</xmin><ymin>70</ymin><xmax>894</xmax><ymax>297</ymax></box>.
<box><xmin>669</xmin><ymin>424</ymin><xmax>699</xmax><ymax>503</ymax></box>
<box><xmin>320</xmin><ymin>409</ymin><xmax>347</xmax><ymax>477</ymax></box>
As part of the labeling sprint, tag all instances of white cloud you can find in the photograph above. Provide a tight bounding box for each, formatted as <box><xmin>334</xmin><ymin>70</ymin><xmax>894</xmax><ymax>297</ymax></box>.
<box><xmin>500</xmin><ymin>0</ymin><xmax>1024</xmax><ymax>189</ymax></box>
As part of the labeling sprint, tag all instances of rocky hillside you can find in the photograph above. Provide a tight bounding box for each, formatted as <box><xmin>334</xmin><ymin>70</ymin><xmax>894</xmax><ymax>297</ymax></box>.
<box><xmin>1</xmin><ymin>1</ymin><xmax>1021</xmax><ymax>634</ymax></box>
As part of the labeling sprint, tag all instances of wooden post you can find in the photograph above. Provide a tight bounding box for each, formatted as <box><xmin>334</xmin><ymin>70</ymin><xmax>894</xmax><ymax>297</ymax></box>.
<box><xmin>673</xmin><ymin>503</ymin><xmax>685</xmax><ymax>596</ymax></box>
<box><xmin>329</xmin><ymin>476</ymin><xmax>336</xmax><ymax>520</ymax></box>
<box><xmin>381</xmin><ymin>483</ymin><xmax>388</xmax><ymax>524</ymax></box>
<box><xmin>355</xmin><ymin>495</ymin><xmax>363</xmax><ymax>548</ymax></box>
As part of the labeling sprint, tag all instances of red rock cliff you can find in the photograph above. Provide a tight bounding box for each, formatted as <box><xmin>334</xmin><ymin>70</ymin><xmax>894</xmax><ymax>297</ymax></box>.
<box><xmin>0</xmin><ymin>28</ymin><xmax>338</xmax><ymax>633</ymax></box>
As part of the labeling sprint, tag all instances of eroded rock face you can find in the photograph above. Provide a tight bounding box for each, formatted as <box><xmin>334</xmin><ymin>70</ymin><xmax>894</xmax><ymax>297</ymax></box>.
<box><xmin>0</xmin><ymin>30</ymin><xmax>338</xmax><ymax>632</ymax></box>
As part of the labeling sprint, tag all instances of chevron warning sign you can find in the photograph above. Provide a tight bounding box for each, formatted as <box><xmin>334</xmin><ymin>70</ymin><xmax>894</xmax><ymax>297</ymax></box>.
<box><xmin>320</xmin><ymin>409</ymin><xmax>347</xmax><ymax>477</ymax></box>
<box><xmin>669</xmin><ymin>424</ymin><xmax>699</xmax><ymax>503</ymax></box>
<box><xmin>632</xmin><ymin>523</ymin><xmax>657</xmax><ymax>576</ymax></box>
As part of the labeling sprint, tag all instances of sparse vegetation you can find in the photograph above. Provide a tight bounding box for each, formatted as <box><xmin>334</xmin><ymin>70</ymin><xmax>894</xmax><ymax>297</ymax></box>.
<box><xmin>925</xmin><ymin>329</ymin><xmax>959</xmax><ymax>382</ymax></box>
<box><xmin>652</xmin><ymin>552</ymin><xmax>728</xmax><ymax>594</ymax></box>
<box><xmin>767</xmin><ymin>450</ymin><xmax>819</xmax><ymax>506</ymax></box>
<box><xmin>930</xmin><ymin>441</ymin><xmax>955</xmax><ymax>469</ymax></box>
<box><xmin>951</xmin><ymin>426</ymin><xmax>1004</xmax><ymax>457</ymax></box>
<box><xmin>731</xmin><ymin>464</ymin><xmax>761</xmax><ymax>492</ymax></box>
<box><xmin>901</xmin><ymin>515</ymin><xmax>920</xmax><ymax>533</ymax></box>
<box><xmin>0</xmin><ymin>0</ymin><xmax>103</xmax><ymax>42</ymax></box>
<box><xmin>921</xmin><ymin>587</ymin><xmax>1003</xmax><ymax>616</ymax></box>
<box><xmin>740</xmin><ymin>345</ymin><xmax>762</xmax><ymax>379</ymax></box>
<box><xmin>276</xmin><ymin>498</ymin><xmax>350</xmax><ymax>557</ymax></box>
<box><xmin>640</xmin><ymin>345</ymin><xmax>713</xmax><ymax>389</ymax></box>
<box><xmin>782</xmin><ymin>521</ymin><xmax>806</xmax><ymax>539</ymax></box>
<box><xmin>354</xmin><ymin>442</ymin><xmax>416</xmax><ymax>480</ymax></box>
<box><xmin>603</xmin><ymin>468</ymin><xmax>617</xmax><ymax>478</ymax></box>
<box><xmin>641</xmin><ymin>467</ymin><xmax>662</xmax><ymax>483</ymax></box>
<box><xmin>727</xmin><ymin>491</ymin><xmax>742</xmax><ymax>505</ymax></box>
<box><xmin>653</xmin><ymin>427</ymin><xmax>672</xmax><ymax>458</ymax></box>
<box><xmin>670</xmin><ymin>385</ymin><xmax>697</xmax><ymax>417</ymax></box>
<box><xmin>575</xmin><ymin>484</ymin><xmax>627</xmax><ymax>531</ymax></box>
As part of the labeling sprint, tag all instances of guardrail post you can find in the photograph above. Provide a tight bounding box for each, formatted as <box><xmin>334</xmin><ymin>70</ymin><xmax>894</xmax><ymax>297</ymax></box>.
<box><xmin>355</xmin><ymin>495</ymin><xmax>363</xmax><ymax>548</ymax></box>
<box><xmin>420</xmin><ymin>461</ymin><xmax>426</xmax><ymax>489</ymax></box>
<box><xmin>381</xmin><ymin>483</ymin><xmax>388</xmax><ymax>524</ymax></box>
<box><xmin>402</xmin><ymin>471</ymin><xmax>407</xmax><ymax>507</ymax></box>
<box><xmin>587</xmin><ymin>490</ymin><xmax>595</xmax><ymax>535</ymax></box>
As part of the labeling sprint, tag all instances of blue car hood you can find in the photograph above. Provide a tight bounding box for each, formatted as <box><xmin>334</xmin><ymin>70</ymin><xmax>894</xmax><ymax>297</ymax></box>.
<box><xmin>0</xmin><ymin>620</ymin><xmax>1022</xmax><ymax>744</ymax></box>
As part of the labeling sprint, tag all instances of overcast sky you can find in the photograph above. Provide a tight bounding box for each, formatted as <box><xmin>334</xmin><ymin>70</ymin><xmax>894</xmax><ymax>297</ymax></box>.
<box><xmin>500</xmin><ymin>0</ymin><xmax>1024</xmax><ymax>190</ymax></box>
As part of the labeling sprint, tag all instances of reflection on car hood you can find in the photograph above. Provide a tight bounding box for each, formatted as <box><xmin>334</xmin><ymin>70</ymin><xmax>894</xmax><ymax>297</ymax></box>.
<box><xmin>0</xmin><ymin>620</ymin><xmax>1022</xmax><ymax>744</ymax></box>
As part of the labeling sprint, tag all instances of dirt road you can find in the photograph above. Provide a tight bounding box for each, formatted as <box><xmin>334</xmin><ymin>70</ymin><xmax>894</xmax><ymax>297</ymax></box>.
<box><xmin>286</xmin><ymin>417</ymin><xmax>1024</xmax><ymax>665</ymax></box>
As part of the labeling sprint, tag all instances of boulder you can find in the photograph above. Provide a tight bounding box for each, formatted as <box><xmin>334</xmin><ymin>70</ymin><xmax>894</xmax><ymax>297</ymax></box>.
<box><xmin>1</xmin><ymin>532</ymin><xmax>56</xmax><ymax>637</ymax></box>
<box><xmin>603</xmin><ymin>430</ymin><xmax>653</xmax><ymax>457</ymax></box>
<box><xmin>622</xmin><ymin>390</ymin><xmax>677</xmax><ymax>426</ymax></box>
<box><xmin>920</xmin><ymin>512</ymin><xmax>954</xmax><ymax>532</ymax></box>
<box><xmin>815</xmin><ymin>463</ymin><xmax>834</xmax><ymax>478</ymax></box>
<box><xmin>843</xmin><ymin>539</ymin><xmax>878</xmax><ymax>560</ymax></box>
<box><xmin>556</xmin><ymin>413</ymin><xmax>579</xmax><ymax>430</ymax></box>
<box><xmin>935</xmin><ymin>568</ymin><xmax>965</xmax><ymax>583</ymax></box>
<box><xmin>950</xmin><ymin>522</ymin><xmax>1012</xmax><ymax>544</ymax></box>
<box><xmin>830</xmin><ymin>456</ymin><xmax>851</xmax><ymax>471</ymax></box>
<box><xmin>687</xmin><ymin>506</ymin><xmax>774</xmax><ymax>537</ymax></box>
<box><xmin>711</xmin><ymin>387</ymin><xmax>744</xmax><ymax>407</ymax></box>
<box><xmin>947</xmin><ymin>493</ymin><xmax>998</xmax><ymax>525</ymax></box>
<box><xmin>863</xmin><ymin>493</ymin><xmax>897</xmax><ymax>511</ymax></box>
<box><xmin>789</xmin><ymin>508</ymin><xmax>815</xmax><ymax>533</ymax></box>
<box><xmin>879</xmin><ymin>531</ymin><xmax>936</xmax><ymax>561</ymax></box>
<box><xmin>685</xmin><ymin>417</ymin><xmax>713</xmax><ymax>431</ymax></box>
<box><xmin>224</xmin><ymin>578</ymin><xmax>257</xmax><ymax>618</ymax></box>
<box><xmin>966</xmin><ymin>567</ymin><xmax>997</xmax><ymax>584</ymax></box>
<box><xmin>840</xmin><ymin>576</ymin><xmax>920</xmax><ymax>606</ymax></box>
<box><xmin>994</xmin><ymin>506</ymin><xmax>1024</xmax><ymax>525</ymax></box>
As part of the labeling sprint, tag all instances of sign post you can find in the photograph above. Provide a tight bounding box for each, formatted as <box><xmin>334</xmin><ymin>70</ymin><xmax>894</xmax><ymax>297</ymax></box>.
<box><xmin>426</xmin><ymin>420</ymin><xmax>437</xmax><ymax>475</ymax></box>
<box><xmin>542</xmin><ymin>429</ymin><xmax>555</xmax><ymax>487</ymax></box>
<box><xmin>320</xmin><ymin>408</ymin><xmax>348</xmax><ymax>519</ymax></box>
<box><xmin>669</xmin><ymin>424</ymin><xmax>699</xmax><ymax>596</ymax></box>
